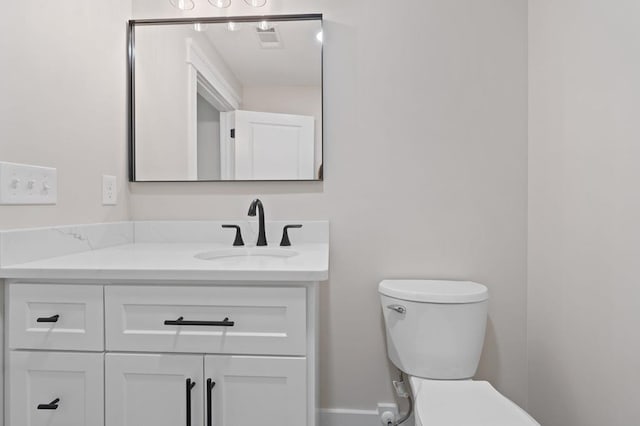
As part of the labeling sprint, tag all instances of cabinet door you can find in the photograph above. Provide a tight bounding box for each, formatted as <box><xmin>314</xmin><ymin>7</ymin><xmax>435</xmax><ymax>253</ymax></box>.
<box><xmin>106</xmin><ymin>353</ymin><xmax>203</xmax><ymax>426</ymax></box>
<box><xmin>204</xmin><ymin>356</ymin><xmax>306</xmax><ymax>426</ymax></box>
<box><xmin>8</xmin><ymin>351</ymin><xmax>104</xmax><ymax>426</ymax></box>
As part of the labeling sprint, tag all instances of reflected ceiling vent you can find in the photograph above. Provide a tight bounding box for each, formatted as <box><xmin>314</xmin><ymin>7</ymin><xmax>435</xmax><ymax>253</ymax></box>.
<box><xmin>256</xmin><ymin>25</ymin><xmax>282</xmax><ymax>49</ymax></box>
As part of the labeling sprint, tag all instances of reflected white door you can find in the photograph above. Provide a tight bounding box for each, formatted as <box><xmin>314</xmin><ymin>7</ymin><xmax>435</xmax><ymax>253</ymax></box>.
<box><xmin>233</xmin><ymin>110</ymin><xmax>315</xmax><ymax>180</ymax></box>
<box><xmin>204</xmin><ymin>355</ymin><xmax>307</xmax><ymax>426</ymax></box>
<box><xmin>9</xmin><ymin>351</ymin><xmax>104</xmax><ymax>426</ymax></box>
<box><xmin>106</xmin><ymin>353</ymin><xmax>203</xmax><ymax>426</ymax></box>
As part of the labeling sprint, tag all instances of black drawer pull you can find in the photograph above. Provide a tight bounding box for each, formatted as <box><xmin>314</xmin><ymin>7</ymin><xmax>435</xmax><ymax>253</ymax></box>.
<box><xmin>37</xmin><ymin>315</ymin><xmax>60</xmax><ymax>323</ymax></box>
<box><xmin>164</xmin><ymin>317</ymin><xmax>235</xmax><ymax>327</ymax></box>
<box><xmin>37</xmin><ymin>398</ymin><xmax>60</xmax><ymax>410</ymax></box>
<box><xmin>186</xmin><ymin>378</ymin><xmax>196</xmax><ymax>426</ymax></box>
<box><xmin>206</xmin><ymin>379</ymin><xmax>216</xmax><ymax>426</ymax></box>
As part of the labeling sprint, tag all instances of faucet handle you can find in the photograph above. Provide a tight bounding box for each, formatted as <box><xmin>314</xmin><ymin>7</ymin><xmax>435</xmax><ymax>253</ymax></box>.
<box><xmin>280</xmin><ymin>224</ymin><xmax>303</xmax><ymax>247</ymax></box>
<box><xmin>221</xmin><ymin>225</ymin><xmax>244</xmax><ymax>246</ymax></box>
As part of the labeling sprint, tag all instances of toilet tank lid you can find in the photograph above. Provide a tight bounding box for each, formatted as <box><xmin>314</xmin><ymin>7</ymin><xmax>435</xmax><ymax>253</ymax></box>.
<box><xmin>379</xmin><ymin>280</ymin><xmax>488</xmax><ymax>303</ymax></box>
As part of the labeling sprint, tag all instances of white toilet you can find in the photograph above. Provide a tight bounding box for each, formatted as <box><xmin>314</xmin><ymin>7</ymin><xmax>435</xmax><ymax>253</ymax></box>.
<box><xmin>379</xmin><ymin>280</ymin><xmax>539</xmax><ymax>426</ymax></box>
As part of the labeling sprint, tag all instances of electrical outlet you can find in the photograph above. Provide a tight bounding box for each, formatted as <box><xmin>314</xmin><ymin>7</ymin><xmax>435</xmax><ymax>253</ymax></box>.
<box><xmin>102</xmin><ymin>175</ymin><xmax>117</xmax><ymax>205</ymax></box>
<box><xmin>0</xmin><ymin>162</ymin><xmax>57</xmax><ymax>205</ymax></box>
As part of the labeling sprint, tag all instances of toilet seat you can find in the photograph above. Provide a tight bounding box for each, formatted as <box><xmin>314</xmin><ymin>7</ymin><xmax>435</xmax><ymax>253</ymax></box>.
<box><xmin>409</xmin><ymin>377</ymin><xmax>539</xmax><ymax>426</ymax></box>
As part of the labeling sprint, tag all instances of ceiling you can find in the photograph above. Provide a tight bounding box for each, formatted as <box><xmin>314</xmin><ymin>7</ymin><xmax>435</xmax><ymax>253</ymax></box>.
<box><xmin>202</xmin><ymin>19</ymin><xmax>322</xmax><ymax>87</ymax></box>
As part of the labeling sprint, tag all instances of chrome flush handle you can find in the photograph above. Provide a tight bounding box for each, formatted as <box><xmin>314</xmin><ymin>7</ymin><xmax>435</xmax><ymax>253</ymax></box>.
<box><xmin>386</xmin><ymin>304</ymin><xmax>406</xmax><ymax>314</ymax></box>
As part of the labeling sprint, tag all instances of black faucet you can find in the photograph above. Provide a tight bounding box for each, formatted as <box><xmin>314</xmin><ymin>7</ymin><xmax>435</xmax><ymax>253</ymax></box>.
<box><xmin>247</xmin><ymin>199</ymin><xmax>267</xmax><ymax>246</ymax></box>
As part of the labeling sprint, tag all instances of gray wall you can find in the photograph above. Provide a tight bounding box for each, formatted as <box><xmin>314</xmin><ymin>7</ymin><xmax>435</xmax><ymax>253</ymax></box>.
<box><xmin>528</xmin><ymin>0</ymin><xmax>640</xmax><ymax>424</ymax></box>
<box><xmin>197</xmin><ymin>95</ymin><xmax>222</xmax><ymax>180</ymax></box>
<box><xmin>0</xmin><ymin>0</ymin><xmax>132</xmax><ymax>228</ymax></box>
<box><xmin>131</xmin><ymin>0</ymin><xmax>529</xmax><ymax>410</ymax></box>
<box><xmin>134</xmin><ymin>25</ymin><xmax>240</xmax><ymax>180</ymax></box>
<box><xmin>6</xmin><ymin>0</ymin><xmax>640</xmax><ymax>421</ymax></box>
<box><xmin>0</xmin><ymin>0</ymin><xmax>530</xmax><ymax>415</ymax></box>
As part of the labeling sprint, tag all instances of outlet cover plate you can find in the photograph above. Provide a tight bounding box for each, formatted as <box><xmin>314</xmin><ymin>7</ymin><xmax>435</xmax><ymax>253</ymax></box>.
<box><xmin>102</xmin><ymin>175</ymin><xmax>117</xmax><ymax>205</ymax></box>
<box><xmin>0</xmin><ymin>162</ymin><xmax>57</xmax><ymax>205</ymax></box>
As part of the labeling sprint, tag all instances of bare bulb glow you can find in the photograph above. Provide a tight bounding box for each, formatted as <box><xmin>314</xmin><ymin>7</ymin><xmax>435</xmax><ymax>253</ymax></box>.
<box><xmin>208</xmin><ymin>0</ymin><xmax>231</xmax><ymax>7</ymax></box>
<box><xmin>244</xmin><ymin>0</ymin><xmax>267</xmax><ymax>7</ymax></box>
<box><xmin>316</xmin><ymin>30</ymin><xmax>323</xmax><ymax>43</ymax></box>
<box><xmin>257</xmin><ymin>20</ymin><xmax>270</xmax><ymax>31</ymax></box>
<box><xmin>170</xmin><ymin>0</ymin><xmax>195</xmax><ymax>10</ymax></box>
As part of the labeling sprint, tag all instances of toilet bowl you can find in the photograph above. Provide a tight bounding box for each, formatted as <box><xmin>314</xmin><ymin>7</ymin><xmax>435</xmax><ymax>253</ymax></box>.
<box><xmin>379</xmin><ymin>280</ymin><xmax>539</xmax><ymax>426</ymax></box>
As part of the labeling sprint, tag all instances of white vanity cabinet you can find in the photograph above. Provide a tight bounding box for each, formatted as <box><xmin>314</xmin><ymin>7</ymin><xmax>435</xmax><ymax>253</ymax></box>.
<box><xmin>104</xmin><ymin>285</ymin><xmax>307</xmax><ymax>355</ymax></box>
<box><xmin>106</xmin><ymin>353</ymin><xmax>307</xmax><ymax>426</ymax></box>
<box><xmin>7</xmin><ymin>351</ymin><xmax>104</xmax><ymax>426</ymax></box>
<box><xmin>106</xmin><ymin>353</ymin><xmax>204</xmax><ymax>426</ymax></box>
<box><xmin>8</xmin><ymin>284</ymin><xmax>104</xmax><ymax>351</ymax></box>
<box><xmin>204</xmin><ymin>355</ymin><xmax>307</xmax><ymax>426</ymax></box>
<box><xmin>5</xmin><ymin>282</ymin><xmax>319</xmax><ymax>426</ymax></box>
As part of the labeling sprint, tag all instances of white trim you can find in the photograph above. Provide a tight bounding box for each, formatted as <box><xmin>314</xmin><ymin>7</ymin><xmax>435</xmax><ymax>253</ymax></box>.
<box><xmin>186</xmin><ymin>38</ymin><xmax>241</xmax><ymax>110</ymax></box>
<box><xmin>186</xmin><ymin>65</ymin><xmax>198</xmax><ymax>180</ymax></box>
<box><xmin>319</xmin><ymin>408</ymin><xmax>382</xmax><ymax>426</ymax></box>
<box><xmin>185</xmin><ymin>37</ymin><xmax>241</xmax><ymax>180</ymax></box>
<box><xmin>219</xmin><ymin>111</ymin><xmax>235</xmax><ymax>180</ymax></box>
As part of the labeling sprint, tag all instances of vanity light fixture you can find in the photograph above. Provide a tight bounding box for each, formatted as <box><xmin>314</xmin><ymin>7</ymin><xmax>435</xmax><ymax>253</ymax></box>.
<box><xmin>208</xmin><ymin>0</ymin><xmax>231</xmax><ymax>7</ymax></box>
<box><xmin>172</xmin><ymin>0</ymin><xmax>266</xmax><ymax>9</ymax></box>
<box><xmin>170</xmin><ymin>0</ymin><xmax>195</xmax><ymax>10</ymax></box>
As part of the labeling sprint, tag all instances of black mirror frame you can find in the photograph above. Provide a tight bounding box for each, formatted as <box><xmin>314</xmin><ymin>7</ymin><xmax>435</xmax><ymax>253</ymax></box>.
<box><xmin>127</xmin><ymin>13</ymin><xmax>324</xmax><ymax>182</ymax></box>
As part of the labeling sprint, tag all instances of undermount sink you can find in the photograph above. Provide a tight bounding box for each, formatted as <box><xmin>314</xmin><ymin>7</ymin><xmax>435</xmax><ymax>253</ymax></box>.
<box><xmin>195</xmin><ymin>247</ymin><xmax>299</xmax><ymax>261</ymax></box>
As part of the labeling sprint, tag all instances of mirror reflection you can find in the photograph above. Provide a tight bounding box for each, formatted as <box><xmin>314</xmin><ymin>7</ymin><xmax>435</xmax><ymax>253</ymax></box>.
<box><xmin>131</xmin><ymin>15</ymin><xmax>323</xmax><ymax>181</ymax></box>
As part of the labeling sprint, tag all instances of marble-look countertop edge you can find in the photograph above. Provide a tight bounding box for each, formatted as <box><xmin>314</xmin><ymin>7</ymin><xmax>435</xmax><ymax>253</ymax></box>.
<box><xmin>0</xmin><ymin>268</ymin><xmax>329</xmax><ymax>282</ymax></box>
<box><xmin>0</xmin><ymin>241</ymin><xmax>329</xmax><ymax>283</ymax></box>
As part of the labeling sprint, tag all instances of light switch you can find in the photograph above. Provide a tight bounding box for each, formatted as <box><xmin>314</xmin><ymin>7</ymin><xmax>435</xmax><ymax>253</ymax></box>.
<box><xmin>0</xmin><ymin>162</ymin><xmax>57</xmax><ymax>205</ymax></box>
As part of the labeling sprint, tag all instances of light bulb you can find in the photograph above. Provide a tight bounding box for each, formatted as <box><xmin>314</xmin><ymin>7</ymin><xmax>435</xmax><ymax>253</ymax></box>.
<box><xmin>170</xmin><ymin>0</ymin><xmax>195</xmax><ymax>10</ymax></box>
<box><xmin>257</xmin><ymin>20</ymin><xmax>270</xmax><ymax>31</ymax></box>
<box><xmin>227</xmin><ymin>21</ymin><xmax>238</xmax><ymax>31</ymax></box>
<box><xmin>316</xmin><ymin>30</ymin><xmax>323</xmax><ymax>43</ymax></box>
<box><xmin>209</xmin><ymin>0</ymin><xmax>231</xmax><ymax>7</ymax></box>
<box><xmin>244</xmin><ymin>0</ymin><xmax>267</xmax><ymax>7</ymax></box>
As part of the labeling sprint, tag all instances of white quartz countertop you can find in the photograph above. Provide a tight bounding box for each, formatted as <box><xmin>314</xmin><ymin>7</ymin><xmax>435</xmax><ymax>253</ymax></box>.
<box><xmin>0</xmin><ymin>242</ymin><xmax>329</xmax><ymax>282</ymax></box>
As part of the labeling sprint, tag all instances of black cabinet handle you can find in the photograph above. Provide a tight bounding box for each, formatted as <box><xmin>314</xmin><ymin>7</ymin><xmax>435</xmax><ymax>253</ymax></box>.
<box><xmin>37</xmin><ymin>398</ymin><xmax>60</xmax><ymax>410</ymax></box>
<box><xmin>206</xmin><ymin>378</ymin><xmax>216</xmax><ymax>426</ymax></box>
<box><xmin>186</xmin><ymin>378</ymin><xmax>196</xmax><ymax>426</ymax></box>
<box><xmin>280</xmin><ymin>224</ymin><xmax>303</xmax><ymax>247</ymax></box>
<box><xmin>221</xmin><ymin>225</ymin><xmax>244</xmax><ymax>246</ymax></box>
<box><xmin>36</xmin><ymin>314</ymin><xmax>59</xmax><ymax>323</ymax></box>
<box><xmin>164</xmin><ymin>317</ymin><xmax>235</xmax><ymax>327</ymax></box>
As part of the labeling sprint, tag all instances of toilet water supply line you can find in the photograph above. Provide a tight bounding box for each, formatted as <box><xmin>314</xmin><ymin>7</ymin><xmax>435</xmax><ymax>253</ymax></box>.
<box><xmin>388</xmin><ymin>371</ymin><xmax>413</xmax><ymax>426</ymax></box>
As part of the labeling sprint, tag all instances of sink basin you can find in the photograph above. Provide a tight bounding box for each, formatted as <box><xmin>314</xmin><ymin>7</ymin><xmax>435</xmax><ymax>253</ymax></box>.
<box><xmin>195</xmin><ymin>247</ymin><xmax>299</xmax><ymax>261</ymax></box>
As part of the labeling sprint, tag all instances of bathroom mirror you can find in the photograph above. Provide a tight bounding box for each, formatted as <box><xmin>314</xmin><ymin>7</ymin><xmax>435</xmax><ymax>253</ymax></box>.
<box><xmin>129</xmin><ymin>14</ymin><xmax>323</xmax><ymax>182</ymax></box>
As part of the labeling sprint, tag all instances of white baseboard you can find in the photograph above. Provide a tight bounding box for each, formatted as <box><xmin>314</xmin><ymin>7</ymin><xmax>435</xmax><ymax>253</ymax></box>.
<box><xmin>319</xmin><ymin>408</ymin><xmax>414</xmax><ymax>426</ymax></box>
<box><xmin>319</xmin><ymin>409</ymin><xmax>380</xmax><ymax>426</ymax></box>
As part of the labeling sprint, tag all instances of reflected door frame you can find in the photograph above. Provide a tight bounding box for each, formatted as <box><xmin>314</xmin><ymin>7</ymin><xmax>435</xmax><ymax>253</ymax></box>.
<box><xmin>185</xmin><ymin>38</ymin><xmax>240</xmax><ymax>180</ymax></box>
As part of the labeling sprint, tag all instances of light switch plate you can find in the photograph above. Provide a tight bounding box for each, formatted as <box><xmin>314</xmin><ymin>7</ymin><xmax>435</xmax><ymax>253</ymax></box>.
<box><xmin>0</xmin><ymin>162</ymin><xmax>57</xmax><ymax>205</ymax></box>
<box><xmin>102</xmin><ymin>175</ymin><xmax>117</xmax><ymax>205</ymax></box>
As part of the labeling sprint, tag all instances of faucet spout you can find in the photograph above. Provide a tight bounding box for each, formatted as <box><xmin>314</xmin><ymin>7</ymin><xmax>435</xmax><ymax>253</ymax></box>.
<box><xmin>247</xmin><ymin>199</ymin><xmax>267</xmax><ymax>246</ymax></box>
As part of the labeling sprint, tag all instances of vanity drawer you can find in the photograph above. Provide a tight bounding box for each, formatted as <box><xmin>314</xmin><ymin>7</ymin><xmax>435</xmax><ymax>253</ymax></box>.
<box><xmin>8</xmin><ymin>284</ymin><xmax>104</xmax><ymax>351</ymax></box>
<box><xmin>105</xmin><ymin>286</ymin><xmax>307</xmax><ymax>355</ymax></box>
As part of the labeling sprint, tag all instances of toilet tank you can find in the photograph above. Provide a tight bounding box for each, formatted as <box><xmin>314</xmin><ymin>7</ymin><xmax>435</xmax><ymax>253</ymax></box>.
<box><xmin>379</xmin><ymin>280</ymin><xmax>489</xmax><ymax>380</ymax></box>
